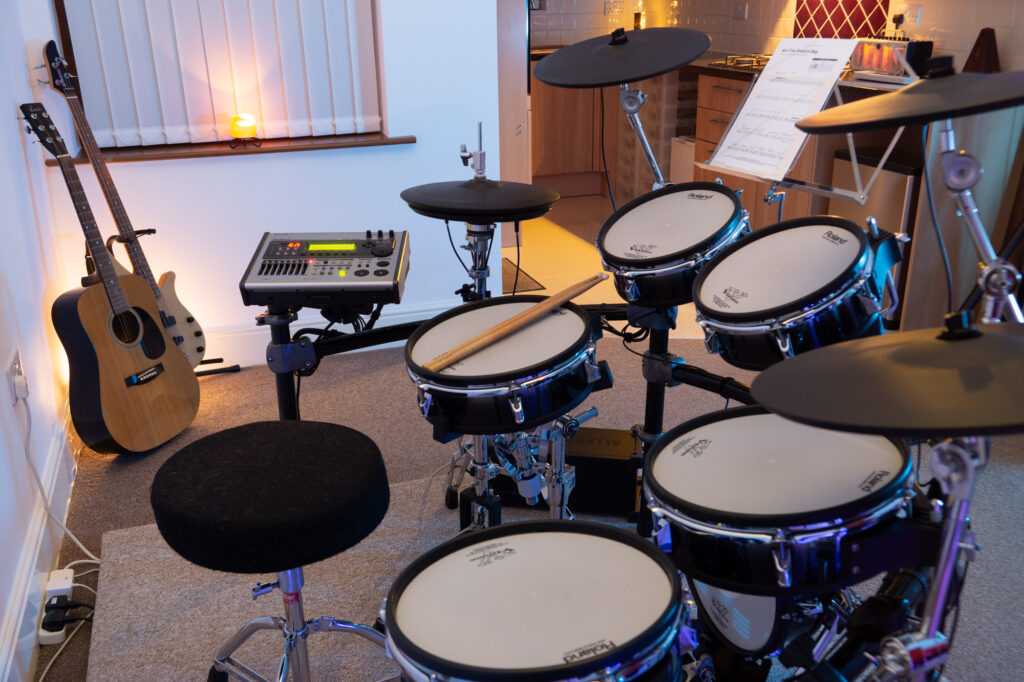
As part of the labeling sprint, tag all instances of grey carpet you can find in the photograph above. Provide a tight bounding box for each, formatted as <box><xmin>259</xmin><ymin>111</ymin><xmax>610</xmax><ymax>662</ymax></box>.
<box><xmin>37</xmin><ymin>336</ymin><xmax>1024</xmax><ymax>679</ymax></box>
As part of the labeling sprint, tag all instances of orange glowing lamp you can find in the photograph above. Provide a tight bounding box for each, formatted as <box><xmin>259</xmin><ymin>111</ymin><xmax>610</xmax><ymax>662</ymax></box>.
<box><xmin>230</xmin><ymin>113</ymin><xmax>257</xmax><ymax>139</ymax></box>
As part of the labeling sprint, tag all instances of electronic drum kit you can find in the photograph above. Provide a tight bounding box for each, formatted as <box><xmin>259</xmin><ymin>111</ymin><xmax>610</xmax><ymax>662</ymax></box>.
<box><xmin>388</xmin><ymin>27</ymin><xmax>1024</xmax><ymax>682</ymax></box>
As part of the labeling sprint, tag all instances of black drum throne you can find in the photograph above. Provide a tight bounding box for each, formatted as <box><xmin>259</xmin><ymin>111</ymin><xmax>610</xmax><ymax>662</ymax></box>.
<box><xmin>150</xmin><ymin>421</ymin><xmax>392</xmax><ymax>682</ymax></box>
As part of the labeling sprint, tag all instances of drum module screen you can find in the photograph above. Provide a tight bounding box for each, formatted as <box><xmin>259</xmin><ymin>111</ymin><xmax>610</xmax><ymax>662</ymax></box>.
<box><xmin>240</xmin><ymin>230</ymin><xmax>410</xmax><ymax>307</ymax></box>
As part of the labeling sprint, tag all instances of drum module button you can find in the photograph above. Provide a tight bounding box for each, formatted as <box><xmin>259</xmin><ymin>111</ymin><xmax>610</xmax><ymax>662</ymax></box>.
<box><xmin>371</xmin><ymin>243</ymin><xmax>393</xmax><ymax>257</ymax></box>
<box><xmin>374</xmin><ymin>269</ymin><xmax>389</xmax><ymax>276</ymax></box>
<box><xmin>354</xmin><ymin>269</ymin><xmax>369</xmax><ymax>277</ymax></box>
<box><xmin>377</xmin><ymin>261</ymin><xmax>390</xmax><ymax>267</ymax></box>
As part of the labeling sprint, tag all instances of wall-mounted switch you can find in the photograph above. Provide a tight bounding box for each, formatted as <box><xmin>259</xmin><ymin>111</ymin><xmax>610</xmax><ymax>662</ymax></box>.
<box><xmin>732</xmin><ymin>2</ymin><xmax>749</xmax><ymax>20</ymax></box>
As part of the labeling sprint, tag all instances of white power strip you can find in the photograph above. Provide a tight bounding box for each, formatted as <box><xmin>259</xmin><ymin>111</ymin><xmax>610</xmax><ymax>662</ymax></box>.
<box><xmin>45</xmin><ymin>569</ymin><xmax>74</xmax><ymax>599</ymax></box>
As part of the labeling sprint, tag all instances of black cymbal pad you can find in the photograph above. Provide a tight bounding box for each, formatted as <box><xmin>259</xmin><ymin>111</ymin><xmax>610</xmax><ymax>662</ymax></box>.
<box><xmin>400</xmin><ymin>179</ymin><xmax>559</xmax><ymax>224</ymax></box>
<box><xmin>751</xmin><ymin>323</ymin><xmax>1024</xmax><ymax>437</ymax></box>
<box><xmin>533</xmin><ymin>27</ymin><xmax>710</xmax><ymax>89</ymax></box>
<box><xmin>797</xmin><ymin>70</ymin><xmax>1024</xmax><ymax>134</ymax></box>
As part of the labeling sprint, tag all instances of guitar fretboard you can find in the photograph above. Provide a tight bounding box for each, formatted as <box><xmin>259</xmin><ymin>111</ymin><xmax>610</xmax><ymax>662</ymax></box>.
<box><xmin>54</xmin><ymin>154</ymin><xmax>130</xmax><ymax>315</ymax></box>
<box><xmin>65</xmin><ymin>94</ymin><xmax>161</xmax><ymax>300</ymax></box>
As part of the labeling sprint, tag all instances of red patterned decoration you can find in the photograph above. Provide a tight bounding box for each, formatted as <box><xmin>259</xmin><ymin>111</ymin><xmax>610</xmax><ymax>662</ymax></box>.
<box><xmin>795</xmin><ymin>0</ymin><xmax>890</xmax><ymax>39</ymax></box>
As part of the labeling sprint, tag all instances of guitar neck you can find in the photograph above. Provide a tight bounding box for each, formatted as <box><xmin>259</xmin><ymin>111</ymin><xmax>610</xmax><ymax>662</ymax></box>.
<box><xmin>53</xmin><ymin>154</ymin><xmax>131</xmax><ymax>315</ymax></box>
<box><xmin>65</xmin><ymin>94</ymin><xmax>161</xmax><ymax>300</ymax></box>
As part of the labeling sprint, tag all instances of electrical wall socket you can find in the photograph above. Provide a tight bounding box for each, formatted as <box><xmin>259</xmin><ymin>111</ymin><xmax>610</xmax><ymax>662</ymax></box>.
<box><xmin>6</xmin><ymin>348</ymin><xmax>23</xmax><ymax>406</ymax></box>
<box><xmin>732</xmin><ymin>2</ymin><xmax>749</xmax><ymax>20</ymax></box>
<box><xmin>604</xmin><ymin>1</ymin><xmax>624</xmax><ymax>16</ymax></box>
<box><xmin>898</xmin><ymin>4</ymin><xmax>923</xmax><ymax>28</ymax></box>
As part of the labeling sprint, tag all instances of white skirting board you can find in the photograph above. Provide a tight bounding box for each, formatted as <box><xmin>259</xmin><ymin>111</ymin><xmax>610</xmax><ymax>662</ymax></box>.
<box><xmin>200</xmin><ymin>300</ymin><xmax>459</xmax><ymax>369</ymax></box>
<box><xmin>1</xmin><ymin>408</ymin><xmax>77</xmax><ymax>682</ymax></box>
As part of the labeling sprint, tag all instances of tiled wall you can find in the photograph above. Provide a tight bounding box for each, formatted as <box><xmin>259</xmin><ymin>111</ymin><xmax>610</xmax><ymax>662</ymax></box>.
<box><xmin>887</xmin><ymin>1</ymin><xmax>1024</xmax><ymax>71</ymax></box>
<box><xmin>531</xmin><ymin>0</ymin><xmax>1024</xmax><ymax>69</ymax></box>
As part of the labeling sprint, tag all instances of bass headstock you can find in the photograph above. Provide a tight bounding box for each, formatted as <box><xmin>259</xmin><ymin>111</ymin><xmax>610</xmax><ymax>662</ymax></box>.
<box><xmin>20</xmin><ymin>102</ymin><xmax>69</xmax><ymax>159</ymax></box>
<box><xmin>44</xmin><ymin>40</ymin><xmax>75</xmax><ymax>97</ymax></box>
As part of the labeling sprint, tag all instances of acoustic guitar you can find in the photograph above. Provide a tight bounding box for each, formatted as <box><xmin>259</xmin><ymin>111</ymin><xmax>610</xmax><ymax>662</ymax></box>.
<box><xmin>44</xmin><ymin>40</ymin><xmax>207</xmax><ymax>368</ymax></box>
<box><xmin>22</xmin><ymin>102</ymin><xmax>199</xmax><ymax>453</ymax></box>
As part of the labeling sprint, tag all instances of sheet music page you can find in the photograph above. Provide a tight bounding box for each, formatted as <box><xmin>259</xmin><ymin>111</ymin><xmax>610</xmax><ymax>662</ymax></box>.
<box><xmin>708</xmin><ymin>38</ymin><xmax>858</xmax><ymax>182</ymax></box>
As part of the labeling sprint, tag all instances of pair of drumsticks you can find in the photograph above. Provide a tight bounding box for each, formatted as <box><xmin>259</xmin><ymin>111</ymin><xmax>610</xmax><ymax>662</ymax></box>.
<box><xmin>423</xmin><ymin>273</ymin><xmax>608</xmax><ymax>372</ymax></box>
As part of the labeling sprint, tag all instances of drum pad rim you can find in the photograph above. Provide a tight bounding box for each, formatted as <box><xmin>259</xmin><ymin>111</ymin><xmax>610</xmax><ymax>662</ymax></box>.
<box><xmin>644</xmin><ymin>405</ymin><xmax>911</xmax><ymax>528</ymax></box>
<box><xmin>384</xmin><ymin>520</ymin><xmax>682</xmax><ymax>682</ymax></box>
<box><xmin>692</xmin><ymin>215</ymin><xmax>870</xmax><ymax>322</ymax></box>
<box><xmin>597</xmin><ymin>181</ymin><xmax>743</xmax><ymax>269</ymax></box>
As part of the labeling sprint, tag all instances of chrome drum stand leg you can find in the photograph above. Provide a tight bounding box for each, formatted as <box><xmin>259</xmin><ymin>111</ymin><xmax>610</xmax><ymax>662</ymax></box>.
<box><xmin>210</xmin><ymin>567</ymin><xmax>387</xmax><ymax>682</ymax></box>
<box><xmin>868</xmin><ymin>436</ymin><xmax>987</xmax><ymax>681</ymax></box>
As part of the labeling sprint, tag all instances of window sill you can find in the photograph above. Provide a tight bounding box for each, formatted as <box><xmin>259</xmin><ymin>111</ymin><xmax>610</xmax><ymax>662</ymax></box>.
<box><xmin>45</xmin><ymin>132</ymin><xmax>416</xmax><ymax>165</ymax></box>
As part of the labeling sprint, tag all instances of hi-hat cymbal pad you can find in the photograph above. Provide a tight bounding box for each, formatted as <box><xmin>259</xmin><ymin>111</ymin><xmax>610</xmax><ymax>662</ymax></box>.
<box><xmin>533</xmin><ymin>27</ymin><xmax>711</xmax><ymax>89</ymax></box>
<box><xmin>400</xmin><ymin>179</ymin><xmax>559</xmax><ymax>224</ymax></box>
<box><xmin>751</xmin><ymin>321</ymin><xmax>1024</xmax><ymax>437</ymax></box>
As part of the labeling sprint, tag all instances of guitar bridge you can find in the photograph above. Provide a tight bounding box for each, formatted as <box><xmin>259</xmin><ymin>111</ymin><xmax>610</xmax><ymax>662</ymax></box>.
<box><xmin>124</xmin><ymin>363</ymin><xmax>164</xmax><ymax>387</ymax></box>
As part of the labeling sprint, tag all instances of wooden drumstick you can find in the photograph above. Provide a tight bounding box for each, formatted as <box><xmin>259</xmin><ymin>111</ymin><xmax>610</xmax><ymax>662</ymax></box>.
<box><xmin>423</xmin><ymin>272</ymin><xmax>609</xmax><ymax>373</ymax></box>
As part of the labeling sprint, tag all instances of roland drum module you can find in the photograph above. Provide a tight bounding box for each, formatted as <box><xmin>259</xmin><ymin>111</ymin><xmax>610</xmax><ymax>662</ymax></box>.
<box><xmin>240</xmin><ymin>231</ymin><xmax>410</xmax><ymax>307</ymax></box>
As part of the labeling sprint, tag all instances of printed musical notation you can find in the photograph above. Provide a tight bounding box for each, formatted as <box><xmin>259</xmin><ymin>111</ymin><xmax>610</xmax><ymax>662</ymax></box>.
<box><xmin>708</xmin><ymin>38</ymin><xmax>858</xmax><ymax>182</ymax></box>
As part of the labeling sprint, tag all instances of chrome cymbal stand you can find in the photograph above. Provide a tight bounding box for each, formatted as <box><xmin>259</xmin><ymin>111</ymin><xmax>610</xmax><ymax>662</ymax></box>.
<box><xmin>620</xmin><ymin>83</ymin><xmax>668</xmax><ymax>191</ymax></box>
<box><xmin>937</xmin><ymin>118</ymin><xmax>1023</xmax><ymax>323</ymax></box>
<box><xmin>457</xmin><ymin>123</ymin><xmax>494</xmax><ymax>302</ymax></box>
<box><xmin>868</xmin><ymin>436</ymin><xmax>988</xmax><ymax>681</ymax></box>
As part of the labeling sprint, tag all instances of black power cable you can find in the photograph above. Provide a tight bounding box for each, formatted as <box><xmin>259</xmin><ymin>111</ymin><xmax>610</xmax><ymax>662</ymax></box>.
<box><xmin>599</xmin><ymin>88</ymin><xmax>617</xmax><ymax>213</ymax></box>
<box><xmin>922</xmin><ymin>122</ymin><xmax>955</xmax><ymax>315</ymax></box>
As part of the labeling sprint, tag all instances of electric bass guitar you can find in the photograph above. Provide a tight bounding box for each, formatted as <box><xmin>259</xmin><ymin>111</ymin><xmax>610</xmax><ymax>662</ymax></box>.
<box><xmin>22</xmin><ymin>102</ymin><xmax>199</xmax><ymax>452</ymax></box>
<box><xmin>44</xmin><ymin>40</ymin><xmax>207</xmax><ymax>368</ymax></box>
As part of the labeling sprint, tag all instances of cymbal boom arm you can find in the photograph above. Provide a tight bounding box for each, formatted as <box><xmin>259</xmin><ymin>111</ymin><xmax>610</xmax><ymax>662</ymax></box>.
<box><xmin>620</xmin><ymin>84</ymin><xmax>667</xmax><ymax>190</ymax></box>
<box><xmin>937</xmin><ymin>118</ymin><xmax>1024</xmax><ymax>323</ymax></box>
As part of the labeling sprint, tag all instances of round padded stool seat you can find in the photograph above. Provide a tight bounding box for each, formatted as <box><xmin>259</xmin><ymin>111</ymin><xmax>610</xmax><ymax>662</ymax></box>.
<box><xmin>151</xmin><ymin>421</ymin><xmax>389</xmax><ymax>574</ymax></box>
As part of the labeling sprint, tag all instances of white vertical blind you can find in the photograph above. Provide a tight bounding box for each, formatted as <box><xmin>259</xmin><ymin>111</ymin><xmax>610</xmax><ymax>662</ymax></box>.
<box><xmin>64</xmin><ymin>0</ymin><xmax>381</xmax><ymax>147</ymax></box>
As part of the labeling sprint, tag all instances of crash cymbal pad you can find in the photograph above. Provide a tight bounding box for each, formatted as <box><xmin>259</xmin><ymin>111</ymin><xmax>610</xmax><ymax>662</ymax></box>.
<box><xmin>532</xmin><ymin>27</ymin><xmax>710</xmax><ymax>89</ymax></box>
<box><xmin>751</xmin><ymin>317</ymin><xmax>1024</xmax><ymax>437</ymax></box>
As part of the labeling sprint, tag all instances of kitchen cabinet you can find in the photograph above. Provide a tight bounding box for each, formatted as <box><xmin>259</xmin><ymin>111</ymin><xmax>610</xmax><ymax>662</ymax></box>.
<box><xmin>529</xmin><ymin>58</ymin><xmax>618</xmax><ymax>197</ymax></box>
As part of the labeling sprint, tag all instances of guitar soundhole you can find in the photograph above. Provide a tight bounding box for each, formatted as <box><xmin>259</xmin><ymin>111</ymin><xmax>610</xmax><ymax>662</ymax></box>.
<box><xmin>110</xmin><ymin>310</ymin><xmax>142</xmax><ymax>345</ymax></box>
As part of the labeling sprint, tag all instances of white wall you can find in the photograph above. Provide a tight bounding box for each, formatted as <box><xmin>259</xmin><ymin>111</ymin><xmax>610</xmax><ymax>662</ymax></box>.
<box><xmin>2</xmin><ymin>0</ymin><xmax>502</xmax><ymax>678</ymax></box>
<box><xmin>0</xmin><ymin>1</ymin><xmax>78</xmax><ymax>679</ymax></box>
<box><xmin>45</xmin><ymin>1</ymin><xmax>503</xmax><ymax>369</ymax></box>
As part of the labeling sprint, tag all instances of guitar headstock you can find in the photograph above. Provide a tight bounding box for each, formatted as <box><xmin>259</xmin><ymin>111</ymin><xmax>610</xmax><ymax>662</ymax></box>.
<box><xmin>21</xmin><ymin>103</ymin><xmax>69</xmax><ymax>159</ymax></box>
<box><xmin>44</xmin><ymin>40</ymin><xmax>76</xmax><ymax>97</ymax></box>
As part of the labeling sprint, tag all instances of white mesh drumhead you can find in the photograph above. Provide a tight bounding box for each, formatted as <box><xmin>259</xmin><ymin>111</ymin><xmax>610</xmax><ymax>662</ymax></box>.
<box><xmin>410</xmin><ymin>301</ymin><xmax>585</xmax><ymax>376</ymax></box>
<box><xmin>394</xmin><ymin>531</ymin><xmax>673</xmax><ymax>670</ymax></box>
<box><xmin>650</xmin><ymin>413</ymin><xmax>903</xmax><ymax>515</ymax></box>
<box><xmin>602</xmin><ymin>187</ymin><xmax>736</xmax><ymax>260</ymax></box>
<box><xmin>697</xmin><ymin>224</ymin><xmax>863</xmax><ymax>314</ymax></box>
